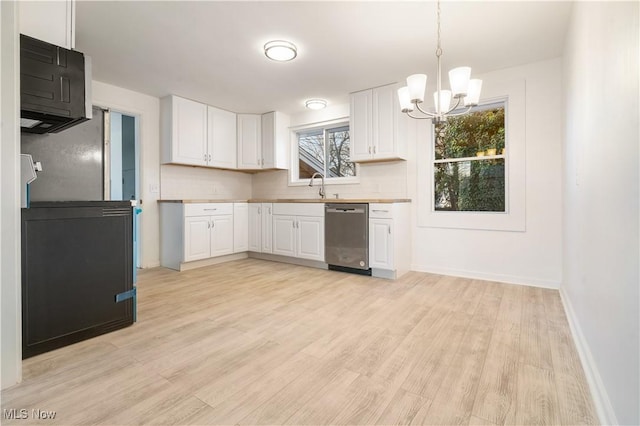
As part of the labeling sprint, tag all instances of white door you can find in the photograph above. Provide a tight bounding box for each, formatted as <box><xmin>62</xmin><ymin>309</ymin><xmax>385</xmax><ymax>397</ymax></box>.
<box><xmin>233</xmin><ymin>203</ymin><xmax>248</xmax><ymax>253</ymax></box>
<box><xmin>261</xmin><ymin>203</ymin><xmax>273</xmax><ymax>253</ymax></box>
<box><xmin>211</xmin><ymin>215</ymin><xmax>234</xmax><ymax>257</ymax></box>
<box><xmin>208</xmin><ymin>106</ymin><xmax>237</xmax><ymax>168</ymax></box>
<box><xmin>296</xmin><ymin>216</ymin><xmax>324</xmax><ymax>261</ymax></box>
<box><xmin>272</xmin><ymin>215</ymin><xmax>296</xmax><ymax>257</ymax></box>
<box><xmin>349</xmin><ymin>89</ymin><xmax>373</xmax><ymax>162</ymax></box>
<box><xmin>372</xmin><ymin>84</ymin><xmax>398</xmax><ymax>159</ymax></box>
<box><xmin>184</xmin><ymin>216</ymin><xmax>211</xmax><ymax>262</ymax></box>
<box><xmin>173</xmin><ymin>96</ymin><xmax>208</xmax><ymax>166</ymax></box>
<box><xmin>369</xmin><ymin>218</ymin><xmax>393</xmax><ymax>269</ymax></box>
<box><xmin>248</xmin><ymin>203</ymin><xmax>262</xmax><ymax>252</ymax></box>
<box><xmin>237</xmin><ymin>114</ymin><xmax>262</xmax><ymax>169</ymax></box>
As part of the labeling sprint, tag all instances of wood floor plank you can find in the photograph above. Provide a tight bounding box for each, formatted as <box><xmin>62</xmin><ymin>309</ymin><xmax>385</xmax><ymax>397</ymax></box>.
<box><xmin>0</xmin><ymin>259</ymin><xmax>596</xmax><ymax>426</ymax></box>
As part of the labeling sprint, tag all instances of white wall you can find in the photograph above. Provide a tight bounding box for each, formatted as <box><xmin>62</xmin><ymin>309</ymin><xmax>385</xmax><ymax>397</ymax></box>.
<box><xmin>251</xmin><ymin>103</ymin><xmax>409</xmax><ymax>200</ymax></box>
<box><xmin>562</xmin><ymin>2</ymin><xmax>639</xmax><ymax>425</ymax></box>
<box><xmin>1</xmin><ymin>0</ymin><xmax>22</xmax><ymax>389</ymax></box>
<box><xmin>410</xmin><ymin>59</ymin><xmax>564</xmax><ymax>288</ymax></box>
<box><xmin>92</xmin><ymin>81</ymin><xmax>161</xmax><ymax>268</ymax></box>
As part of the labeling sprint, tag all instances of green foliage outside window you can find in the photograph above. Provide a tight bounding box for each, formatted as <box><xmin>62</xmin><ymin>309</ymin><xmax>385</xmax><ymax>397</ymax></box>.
<box><xmin>434</xmin><ymin>104</ymin><xmax>506</xmax><ymax>212</ymax></box>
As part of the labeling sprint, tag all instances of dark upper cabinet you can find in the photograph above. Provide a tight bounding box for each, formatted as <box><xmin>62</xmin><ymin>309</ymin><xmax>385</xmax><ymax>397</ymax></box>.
<box><xmin>20</xmin><ymin>34</ymin><xmax>90</xmax><ymax>134</ymax></box>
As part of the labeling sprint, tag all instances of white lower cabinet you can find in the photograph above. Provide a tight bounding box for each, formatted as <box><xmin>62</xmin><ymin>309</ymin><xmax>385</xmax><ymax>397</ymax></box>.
<box><xmin>160</xmin><ymin>202</ymin><xmax>243</xmax><ymax>270</ymax></box>
<box><xmin>248</xmin><ymin>203</ymin><xmax>274</xmax><ymax>253</ymax></box>
<box><xmin>368</xmin><ymin>203</ymin><xmax>410</xmax><ymax>279</ymax></box>
<box><xmin>272</xmin><ymin>203</ymin><xmax>324</xmax><ymax>262</ymax></box>
<box><xmin>369</xmin><ymin>218</ymin><xmax>393</xmax><ymax>269</ymax></box>
<box><xmin>233</xmin><ymin>203</ymin><xmax>248</xmax><ymax>253</ymax></box>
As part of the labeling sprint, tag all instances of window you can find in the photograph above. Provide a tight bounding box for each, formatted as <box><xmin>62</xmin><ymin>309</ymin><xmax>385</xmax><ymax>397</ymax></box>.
<box><xmin>293</xmin><ymin>121</ymin><xmax>356</xmax><ymax>182</ymax></box>
<box><xmin>433</xmin><ymin>102</ymin><xmax>506</xmax><ymax>212</ymax></box>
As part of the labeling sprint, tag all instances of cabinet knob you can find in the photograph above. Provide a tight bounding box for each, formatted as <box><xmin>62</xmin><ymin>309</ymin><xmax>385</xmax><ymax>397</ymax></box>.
<box><xmin>373</xmin><ymin>146</ymin><xmax>377</xmax><ymax>154</ymax></box>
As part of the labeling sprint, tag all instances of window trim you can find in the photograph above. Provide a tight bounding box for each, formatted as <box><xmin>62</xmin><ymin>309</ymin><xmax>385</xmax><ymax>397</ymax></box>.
<box><xmin>289</xmin><ymin>117</ymin><xmax>360</xmax><ymax>186</ymax></box>
<box><xmin>417</xmin><ymin>79</ymin><xmax>526</xmax><ymax>232</ymax></box>
<box><xmin>431</xmin><ymin>99</ymin><xmax>509</xmax><ymax>213</ymax></box>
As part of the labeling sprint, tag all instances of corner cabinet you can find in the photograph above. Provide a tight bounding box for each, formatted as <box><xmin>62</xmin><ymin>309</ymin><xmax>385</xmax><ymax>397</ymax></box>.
<box><xmin>369</xmin><ymin>203</ymin><xmax>411</xmax><ymax>279</ymax></box>
<box><xmin>350</xmin><ymin>83</ymin><xmax>407</xmax><ymax>163</ymax></box>
<box><xmin>160</xmin><ymin>202</ymin><xmax>247</xmax><ymax>271</ymax></box>
<box><xmin>161</xmin><ymin>95</ymin><xmax>237</xmax><ymax>168</ymax></box>
<box><xmin>237</xmin><ymin>112</ymin><xmax>290</xmax><ymax>170</ymax></box>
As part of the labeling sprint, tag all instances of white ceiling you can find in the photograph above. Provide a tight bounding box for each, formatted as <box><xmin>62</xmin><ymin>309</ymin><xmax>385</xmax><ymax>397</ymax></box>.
<box><xmin>76</xmin><ymin>1</ymin><xmax>572</xmax><ymax>115</ymax></box>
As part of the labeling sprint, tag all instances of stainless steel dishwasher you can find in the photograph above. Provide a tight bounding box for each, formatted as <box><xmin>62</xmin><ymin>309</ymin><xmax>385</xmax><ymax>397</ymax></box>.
<box><xmin>325</xmin><ymin>203</ymin><xmax>371</xmax><ymax>275</ymax></box>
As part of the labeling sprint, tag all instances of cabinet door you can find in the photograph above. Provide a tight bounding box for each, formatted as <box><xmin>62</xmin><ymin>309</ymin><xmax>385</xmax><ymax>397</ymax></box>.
<box><xmin>184</xmin><ymin>216</ymin><xmax>211</xmax><ymax>262</ymax></box>
<box><xmin>237</xmin><ymin>114</ymin><xmax>262</xmax><ymax>169</ymax></box>
<box><xmin>261</xmin><ymin>112</ymin><xmax>275</xmax><ymax>169</ymax></box>
<box><xmin>19</xmin><ymin>0</ymin><xmax>75</xmax><ymax>49</ymax></box>
<box><xmin>208</xmin><ymin>106</ymin><xmax>237</xmax><ymax>169</ymax></box>
<box><xmin>261</xmin><ymin>203</ymin><xmax>273</xmax><ymax>253</ymax></box>
<box><xmin>349</xmin><ymin>89</ymin><xmax>373</xmax><ymax>161</ymax></box>
<box><xmin>173</xmin><ymin>96</ymin><xmax>208</xmax><ymax>166</ymax></box>
<box><xmin>248</xmin><ymin>203</ymin><xmax>262</xmax><ymax>252</ymax></box>
<box><xmin>233</xmin><ymin>203</ymin><xmax>248</xmax><ymax>253</ymax></box>
<box><xmin>372</xmin><ymin>84</ymin><xmax>399</xmax><ymax>159</ymax></box>
<box><xmin>211</xmin><ymin>215</ymin><xmax>234</xmax><ymax>257</ymax></box>
<box><xmin>272</xmin><ymin>215</ymin><xmax>296</xmax><ymax>257</ymax></box>
<box><xmin>369</xmin><ymin>218</ymin><xmax>394</xmax><ymax>269</ymax></box>
<box><xmin>296</xmin><ymin>216</ymin><xmax>324</xmax><ymax>261</ymax></box>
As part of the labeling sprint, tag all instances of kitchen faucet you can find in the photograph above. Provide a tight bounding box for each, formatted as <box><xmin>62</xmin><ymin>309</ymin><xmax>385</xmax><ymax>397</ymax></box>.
<box><xmin>309</xmin><ymin>172</ymin><xmax>326</xmax><ymax>199</ymax></box>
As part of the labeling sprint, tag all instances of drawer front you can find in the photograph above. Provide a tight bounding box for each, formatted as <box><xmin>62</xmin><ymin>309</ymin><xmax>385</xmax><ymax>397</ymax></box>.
<box><xmin>272</xmin><ymin>203</ymin><xmax>324</xmax><ymax>217</ymax></box>
<box><xmin>184</xmin><ymin>203</ymin><xmax>233</xmax><ymax>217</ymax></box>
<box><xmin>368</xmin><ymin>203</ymin><xmax>394</xmax><ymax>219</ymax></box>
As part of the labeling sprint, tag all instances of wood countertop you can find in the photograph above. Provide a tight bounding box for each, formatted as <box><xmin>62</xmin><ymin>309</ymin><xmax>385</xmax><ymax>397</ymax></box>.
<box><xmin>158</xmin><ymin>199</ymin><xmax>411</xmax><ymax>204</ymax></box>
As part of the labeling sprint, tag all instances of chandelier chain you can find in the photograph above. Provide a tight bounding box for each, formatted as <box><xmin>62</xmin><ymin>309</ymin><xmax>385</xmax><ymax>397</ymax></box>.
<box><xmin>436</xmin><ymin>0</ymin><xmax>442</xmax><ymax>57</ymax></box>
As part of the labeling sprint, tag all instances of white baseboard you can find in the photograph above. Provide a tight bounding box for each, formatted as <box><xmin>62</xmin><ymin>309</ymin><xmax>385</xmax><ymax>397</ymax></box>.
<box><xmin>141</xmin><ymin>261</ymin><xmax>161</xmax><ymax>269</ymax></box>
<box><xmin>410</xmin><ymin>264</ymin><xmax>560</xmax><ymax>289</ymax></box>
<box><xmin>559</xmin><ymin>287</ymin><xmax>618</xmax><ymax>426</ymax></box>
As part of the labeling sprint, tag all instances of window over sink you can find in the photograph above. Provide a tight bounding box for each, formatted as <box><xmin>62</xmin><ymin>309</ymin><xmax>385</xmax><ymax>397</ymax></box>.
<box><xmin>290</xmin><ymin>119</ymin><xmax>358</xmax><ymax>185</ymax></box>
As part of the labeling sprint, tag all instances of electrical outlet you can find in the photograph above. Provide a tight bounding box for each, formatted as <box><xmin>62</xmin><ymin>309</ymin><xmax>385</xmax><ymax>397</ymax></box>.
<box><xmin>149</xmin><ymin>183</ymin><xmax>159</xmax><ymax>195</ymax></box>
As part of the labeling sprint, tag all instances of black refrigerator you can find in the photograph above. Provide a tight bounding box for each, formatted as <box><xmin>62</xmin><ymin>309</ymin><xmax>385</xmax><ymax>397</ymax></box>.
<box><xmin>20</xmin><ymin>108</ymin><xmax>135</xmax><ymax>359</ymax></box>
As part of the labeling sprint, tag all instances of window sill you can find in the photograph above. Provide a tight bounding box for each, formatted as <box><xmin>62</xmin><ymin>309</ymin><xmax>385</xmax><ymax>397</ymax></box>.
<box><xmin>288</xmin><ymin>177</ymin><xmax>360</xmax><ymax>187</ymax></box>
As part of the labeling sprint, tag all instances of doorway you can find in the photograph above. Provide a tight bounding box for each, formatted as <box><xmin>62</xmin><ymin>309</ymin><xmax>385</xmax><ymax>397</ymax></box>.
<box><xmin>109</xmin><ymin>111</ymin><xmax>141</xmax><ymax>268</ymax></box>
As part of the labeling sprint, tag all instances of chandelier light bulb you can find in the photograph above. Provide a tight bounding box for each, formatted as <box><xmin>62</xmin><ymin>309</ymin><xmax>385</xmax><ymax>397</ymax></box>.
<box><xmin>449</xmin><ymin>67</ymin><xmax>471</xmax><ymax>98</ymax></box>
<box><xmin>397</xmin><ymin>87</ymin><xmax>414</xmax><ymax>112</ymax></box>
<box><xmin>406</xmin><ymin>74</ymin><xmax>427</xmax><ymax>103</ymax></box>
<box><xmin>433</xmin><ymin>90</ymin><xmax>452</xmax><ymax>114</ymax></box>
<box><xmin>464</xmin><ymin>79</ymin><xmax>483</xmax><ymax>106</ymax></box>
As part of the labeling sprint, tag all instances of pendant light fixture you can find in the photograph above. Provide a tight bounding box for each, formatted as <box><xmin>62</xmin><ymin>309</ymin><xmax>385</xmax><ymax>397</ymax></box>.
<box><xmin>398</xmin><ymin>0</ymin><xmax>482</xmax><ymax>123</ymax></box>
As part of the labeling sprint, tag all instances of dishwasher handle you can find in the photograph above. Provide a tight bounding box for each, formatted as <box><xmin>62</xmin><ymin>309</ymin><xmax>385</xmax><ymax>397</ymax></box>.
<box><xmin>325</xmin><ymin>207</ymin><xmax>366</xmax><ymax>214</ymax></box>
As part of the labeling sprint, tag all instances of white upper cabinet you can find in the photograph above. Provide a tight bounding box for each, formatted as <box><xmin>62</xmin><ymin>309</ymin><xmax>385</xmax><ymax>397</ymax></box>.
<box><xmin>237</xmin><ymin>114</ymin><xmax>262</xmax><ymax>169</ymax></box>
<box><xmin>20</xmin><ymin>0</ymin><xmax>76</xmax><ymax>49</ymax></box>
<box><xmin>238</xmin><ymin>112</ymin><xmax>290</xmax><ymax>170</ymax></box>
<box><xmin>162</xmin><ymin>95</ymin><xmax>208</xmax><ymax>166</ymax></box>
<box><xmin>208</xmin><ymin>106</ymin><xmax>237</xmax><ymax>169</ymax></box>
<box><xmin>162</xmin><ymin>95</ymin><xmax>237</xmax><ymax>168</ymax></box>
<box><xmin>261</xmin><ymin>112</ymin><xmax>289</xmax><ymax>170</ymax></box>
<box><xmin>350</xmin><ymin>83</ymin><xmax>407</xmax><ymax>163</ymax></box>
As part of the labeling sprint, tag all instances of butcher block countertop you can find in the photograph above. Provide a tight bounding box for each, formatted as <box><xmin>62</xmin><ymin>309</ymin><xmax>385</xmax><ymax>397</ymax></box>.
<box><xmin>158</xmin><ymin>199</ymin><xmax>411</xmax><ymax>204</ymax></box>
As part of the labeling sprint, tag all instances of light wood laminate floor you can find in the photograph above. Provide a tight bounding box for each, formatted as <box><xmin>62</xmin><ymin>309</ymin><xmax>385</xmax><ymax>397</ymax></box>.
<box><xmin>2</xmin><ymin>259</ymin><xmax>597</xmax><ymax>425</ymax></box>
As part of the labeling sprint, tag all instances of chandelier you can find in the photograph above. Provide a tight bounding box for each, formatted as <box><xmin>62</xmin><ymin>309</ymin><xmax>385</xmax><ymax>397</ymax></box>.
<box><xmin>397</xmin><ymin>0</ymin><xmax>482</xmax><ymax>123</ymax></box>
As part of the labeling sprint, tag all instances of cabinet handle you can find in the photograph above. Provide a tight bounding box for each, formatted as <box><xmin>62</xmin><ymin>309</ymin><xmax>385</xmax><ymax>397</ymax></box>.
<box><xmin>204</xmin><ymin>153</ymin><xmax>207</xmax><ymax>162</ymax></box>
<box><xmin>368</xmin><ymin>146</ymin><xmax>371</xmax><ymax>154</ymax></box>
<box><xmin>211</xmin><ymin>221</ymin><xmax>215</xmax><ymax>228</ymax></box>
<box><xmin>204</xmin><ymin>208</ymin><xmax>217</xmax><ymax>211</ymax></box>
<box><xmin>292</xmin><ymin>221</ymin><xmax>295</xmax><ymax>228</ymax></box>
<box><xmin>373</xmin><ymin>146</ymin><xmax>377</xmax><ymax>154</ymax></box>
<box><xmin>207</xmin><ymin>221</ymin><xmax>210</xmax><ymax>229</ymax></box>
<box><xmin>388</xmin><ymin>227</ymin><xmax>391</xmax><ymax>234</ymax></box>
<box><xmin>209</xmin><ymin>154</ymin><xmax>212</xmax><ymax>162</ymax></box>
<box><xmin>372</xmin><ymin>209</ymin><xmax>389</xmax><ymax>213</ymax></box>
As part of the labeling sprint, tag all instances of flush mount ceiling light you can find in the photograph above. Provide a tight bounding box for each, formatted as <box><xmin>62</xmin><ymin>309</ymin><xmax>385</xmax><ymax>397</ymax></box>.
<box><xmin>305</xmin><ymin>99</ymin><xmax>327</xmax><ymax>110</ymax></box>
<box><xmin>397</xmin><ymin>0</ymin><xmax>482</xmax><ymax>124</ymax></box>
<box><xmin>264</xmin><ymin>40</ymin><xmax>297</xmax><ymax>61</ymax></box>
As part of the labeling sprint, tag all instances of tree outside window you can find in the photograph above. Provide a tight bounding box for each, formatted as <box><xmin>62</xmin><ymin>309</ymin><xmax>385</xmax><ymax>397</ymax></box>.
<box><xmin>297</xmin><ymin>124</ymin><xmax>355</xmax><ymax>179</ymax></box>
<box><xmin>433</xmin><ymin>103</ymin><xmax>506</xmax><ymax>212</ymax></box>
